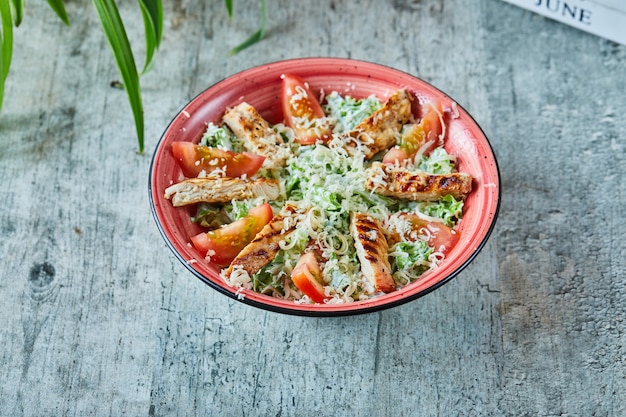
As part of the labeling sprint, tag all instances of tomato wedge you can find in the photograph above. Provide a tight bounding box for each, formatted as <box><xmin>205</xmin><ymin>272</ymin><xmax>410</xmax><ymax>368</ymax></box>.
<box><xmin>291</xmin><ymin>252</ymin><xmax>328</xmax><ymax>304</ymax></box>
<box><xmin>396</xmin><ymin>213</ymin><xmax>459</xmax><ymax>254</ymax></box>
<box><xmin>171</xmin><ymin>142</ymin><xmax>265</xmax><ymax>178</ymax></box>
<box><xmin>381</xmin><ymin>146</ymin><xmax>410</xmax><ymax>165</ymax></box>
<box><xmin>382</xmin><ymin>100</ymin><xmax>444</xmax><ymax>164</ymax></box>
<box><xmin>190</xmin><ymin>203</ymin><xmax>274</xmax><ymax>266</ymax></box>
<box><xmin>281</xmin><ymin>74</ymin><xmax>332</xmax><ymax>145</ymax></box>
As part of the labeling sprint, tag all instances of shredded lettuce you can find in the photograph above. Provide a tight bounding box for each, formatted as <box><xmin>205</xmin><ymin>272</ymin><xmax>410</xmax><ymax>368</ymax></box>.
<box><xmin>416</xmin><ymin>147</ymin><xmax>457</xmax><ymax>174</ymax></box>
<box><xmin>252</xmin><ymin>252</ymin><xmax>287</xmax><ymax>295</ymax></box>
<box><xmin>416</xmin><ymin>195</ymin><xmax>464</xmax><ymax>226</ymax></box>
<box><xmin>323</xmin><ymin>92</ymin><xmax>382</xmax><ymax>133</ymax></box>
<box><xmin>328</xmin><ymin>267</ymin><xmax>354</xmax><ymax>289</ymax></box>
<box><xmin>390</xmin><ymin>240</ymin><xmax>435</xmax><ymax>286</ymax></box>
<box><xmin>392</xmin><ymin>241</ymin><xmax>433</xmax><ymax>271</ymax></box>
<box><xmin>200</xmin><ymin>122</ymin><xmax>242</xmax><ymax>152</ymax></box>
<box><xmin>251</xmin><ymin>229</ymin><xmax>309</xmax><ymax>296</ymax></box>
<box><xmin>190</xmin><ymin>203</ymin><xmax>232</xmax><ymax>229</ymax></box>
<box><xmin>286</xmin><ymin>145</ymin><xmax>392</xmax><ymax>215</ymax></box>
<box><xmin>224</xmin><ymin>197</ymin><xmax>267</xmax><ymax>220</ymax></box>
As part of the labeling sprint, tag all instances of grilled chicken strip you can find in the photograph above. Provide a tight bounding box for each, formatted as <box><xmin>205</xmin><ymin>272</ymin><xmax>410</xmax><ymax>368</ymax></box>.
<box><xmin>366</xmin><ymin>162</ymin><xmax>472</xmax><ymax>201</ymax></box>
<box><xmin>224</xmin><ymin>205</ymin><xmax>300</xmax><ymax>279</ymax></box>
<box><xmin>164</xmin><ymin>177</ymin><xmax>281</xmax><ymax>207</ymax></box>
<box><xmin>350</xmin><ymin>213</ymin><xmax>395</xmax><ymax>293</ymax></box>
<box><xmin>222</xmin><ymin>102</ymin><xmax>290</xmax><ymax>169</ymax></box>
<box><xmin>339</xmin><ymin>89</ymin><xmax>412</xmax><ymax>159</ymax></box>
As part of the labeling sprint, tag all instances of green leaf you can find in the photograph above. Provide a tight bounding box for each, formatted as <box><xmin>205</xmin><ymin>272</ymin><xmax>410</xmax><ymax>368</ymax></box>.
<box><xmin>9</xmin><ymin>0</ymin><xmax>23</xmax><ymax>26</ymax></box>
<box><xmin>93</xmin><ymin>0</ymin><xmax>144</xmax><ymax>153</ymax></box>
<box><xmin>46</xmin><ymin>0</ymin><xmax>70</xmax><ymax>26</ymax></box>
<box><xmin>228</xmin><ymin>0</ymin><xmax>265</xmax><ymax>56</ymax></box>
<box><xmin>138</xmin><ymin>0</ymin><xmax>162</xmax><ymax>74</ymax></box>
<box><xmin>224</xmin><ymin>0</ymin><xmax>233</xmax><ymax>19</ymax></box>
<box><xmin>0</xmin><ymin>0</ymin><xmax>13</xmax><ymax>111</ymax></box>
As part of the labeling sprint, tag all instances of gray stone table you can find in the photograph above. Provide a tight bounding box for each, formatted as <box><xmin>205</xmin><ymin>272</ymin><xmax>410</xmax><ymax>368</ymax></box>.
<box><xmin>1</xmin><ymin>0</ymin><xmax>625</xmax><ymax>415</ymax></box>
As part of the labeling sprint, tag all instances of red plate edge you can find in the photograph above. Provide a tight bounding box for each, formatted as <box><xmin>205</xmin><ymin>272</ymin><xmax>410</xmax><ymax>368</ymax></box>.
<box><xmin>149</xmin><ymin>57</ymin><xmax>501</xmax><ymax>317</ymax></box>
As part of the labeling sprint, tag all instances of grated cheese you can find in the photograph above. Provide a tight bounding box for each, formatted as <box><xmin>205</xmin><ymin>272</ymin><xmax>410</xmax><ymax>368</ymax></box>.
<box><xmin>183</xmin><ymin>88</ymin><xmax>469</xmax><ymax>303</ymax></box>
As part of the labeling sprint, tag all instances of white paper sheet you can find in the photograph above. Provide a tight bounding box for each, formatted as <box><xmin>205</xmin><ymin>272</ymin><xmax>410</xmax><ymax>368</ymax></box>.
<box><xmin>500</xmin><ymin>0</ymin><xmax>626</xmax><ymax>45</ymax></box>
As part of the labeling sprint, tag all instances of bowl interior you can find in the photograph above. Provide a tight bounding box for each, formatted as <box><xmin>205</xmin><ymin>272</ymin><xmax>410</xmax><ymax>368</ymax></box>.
<box><xmin>149</xmin><ymin>58</ymin><xmax>500</xmax><ymax>316</ymax></box>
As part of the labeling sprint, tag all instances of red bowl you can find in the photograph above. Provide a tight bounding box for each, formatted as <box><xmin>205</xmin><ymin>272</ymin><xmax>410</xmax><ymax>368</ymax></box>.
<box><xmin>149</xmin><ymin>58</ymin><xmax>500</xmax><ymax>316</ymax></box>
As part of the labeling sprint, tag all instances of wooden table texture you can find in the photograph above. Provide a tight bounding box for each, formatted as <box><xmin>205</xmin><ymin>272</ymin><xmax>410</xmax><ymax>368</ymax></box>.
<box><xmin>1</xmin><ymin>0</ymin><xmax>625</xmax><ymax>416</ymax></box>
